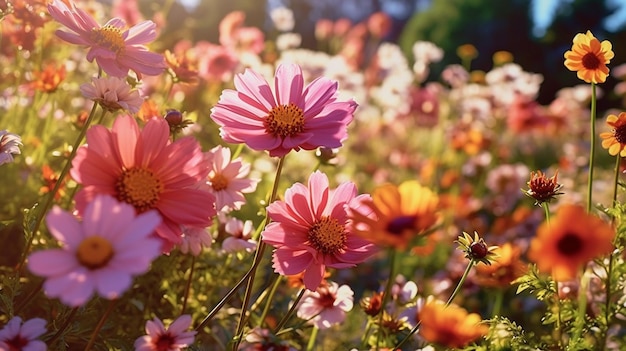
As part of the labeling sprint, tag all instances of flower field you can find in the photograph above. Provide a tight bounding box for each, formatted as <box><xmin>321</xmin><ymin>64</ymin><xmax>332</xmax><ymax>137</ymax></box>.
<box><xmin>2</xmin><ymin>0</ymin><xmax>626</xmax><ymax>350</ymax></box>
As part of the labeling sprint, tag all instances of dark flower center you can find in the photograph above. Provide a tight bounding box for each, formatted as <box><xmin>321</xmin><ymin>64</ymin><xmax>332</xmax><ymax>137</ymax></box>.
<box><xmin>386</xmin><ymin>215</ymin><xmax>417</xmax><ymax>235</ymax></box>
<box><xmin>556</xmin><ymin>232</ymin><xmax>583</xmax><ymax>256</ymax></box>
<box><xmin>91</xmin><ymin>25</ymin><xmax>126</xmax><ymax>54</ymax></box>
<box><xmin>76</xmin><ymin>236</ymin><xmax>114</xmax><ymax>270</ymax></box>
<box><xmin>264</xmin><ymin>103</ymin><xmax>305</xmax><ymax>138</ymax></box>
<box><xmin>116</xmin><ymin>167</ymin><xmax>164</xmax><ymax>213</ymax></box>
<box><xmin>5</xmin><ymin>335</ymin><xmax>28</xmax><ymax>351</ymax></box>
<box><xmin>155</xmin><ymin>333</ymin><xmax>176</xmax><ymax>351</ymax></box>
<box><xmin>581</xmin><ymin>52</ymin><xmax>601</xmax><ymax>70</ymax></box>
<box><xmin>210</xmin><ymin>173</ymin><xmax>229</xmax><ymax>191</ymax></box>
<box><xmin>614</xmin><ymin>124</ymin><xmax>626</xmax><ymax>144</ymax></box>
<box><xmin>307</xmin><ymin>216</ymin><xmax>347</xmax><ymax>255</ymax></box>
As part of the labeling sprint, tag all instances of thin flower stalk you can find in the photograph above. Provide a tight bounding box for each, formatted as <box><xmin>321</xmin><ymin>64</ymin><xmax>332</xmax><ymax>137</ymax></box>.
<box><xmin>47</xmin><ymin>307</ymin><xmax>79</xmax><ymax>345</ymax></box>
<box><xmin>272</xmin><ymin>288</ymin><xmax>306</xmax><ymax>334</ymax></box>
<box><xmin>587</xmin><ymin>83</ymin><xmax>597</xmax><ymax>213</ymax></box>
<box><xmin>259</xmin><ymin>275</ymin><xmax>283</xmax><ymax>328</ymax></box>
<box><xmin>306</xmin><ymin>326</ymin><xmax>319</xmax><ymax>351</ymax></box>
<box><xmin>181</xmin><ymin>256</ymin><xmax>196</xmax><ymax>315</ymax></box>
<box><xmin>84</xmin><ymin>299</ymin><xmax>117</xmax><ymax>351</ymax></box>
<box><xmin>376</xmin><ymin>249</ymin><xmax>398</xmax><ymax>351</ymax></box>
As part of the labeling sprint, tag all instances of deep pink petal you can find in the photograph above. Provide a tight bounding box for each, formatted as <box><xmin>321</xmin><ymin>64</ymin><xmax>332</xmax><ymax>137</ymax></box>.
<box><xmin>45</xmin><ymin>206</ymin><xmax>83</xmax><ymax>248</ymax></box>
<box><xmin>274</xmin><ymin>63</ymin><xmax>304</xmax><ymax>107</ymax></box>
<box><xmin>307</xmin><ymin>171</ymin><xmax>330</xmax><ymax>218</ymax></box>
<box><xmin>138</xmin><ymin>117</ymin><xmax>169</xmax><ymax>166</ymax></box>
<box><xmin>272</xmin><ymin>248</ymin><xmax>312</xmax><ymax>275</ymax></box>
<box><xmin>233</xmin><ymin>69</ymin><xmax>276</xmax><ymax>111</ymax></box>
<box><xmin>302</xmin><ymin>263</ymin><xmax>325</xmax><ymax>291</ymax></box>
<box><xmin>302</xmin><ymin>77</ymin><xmax>338</xmax><ymax>118</ymax></box>
<box><xmin>157</xmin><ymin>189</ymin><xmax>215</xmax><ymax>226</ymax></box>
<box><xmin>111</xmin><ymin>115</ymin><xmax>140</xmax><ymax>168</ymax></box>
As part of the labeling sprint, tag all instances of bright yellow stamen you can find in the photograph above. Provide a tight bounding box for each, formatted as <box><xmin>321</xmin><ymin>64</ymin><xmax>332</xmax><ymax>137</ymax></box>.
<box><xmin>76</xmin><ymin>236</ymin><xmax>114</xmax><ymax>270</ymax></box>
<box><xmin>210</xmin><ymin>173</ymin><xmax>229</xmax><ymax>191</ymax></box>
<box><xmin>91</xmin><ymin>25</ymin><xmax>126</xmax><ymax>54</ymax></box>
<box><xmin>264</xmin><ymin>103</ymin><xmax>305</xmax><ymax>137</ymax></box>
<box><xmin>307</xmin><ymin>216</ymin><xmax>346</xmax><ymax>255</ymax></box>
<box><xmin>115</xmin><ymin>167</ymin><xmax>163</xmax><ymax>213</ymax></box>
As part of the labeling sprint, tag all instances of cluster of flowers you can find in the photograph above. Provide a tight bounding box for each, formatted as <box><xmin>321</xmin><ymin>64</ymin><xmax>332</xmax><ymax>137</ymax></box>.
<box><xmin>2</xmin><ymin>0</ymin><xmax>626</xmax><ymax>350</ymax></box>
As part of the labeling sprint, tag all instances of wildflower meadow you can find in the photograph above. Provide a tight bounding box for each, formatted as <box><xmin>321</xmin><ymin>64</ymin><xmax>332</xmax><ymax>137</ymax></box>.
<box><xmin>4</xmin><ymin>0</ymin><xmax>626</xmax><ymax>350</ymax></box>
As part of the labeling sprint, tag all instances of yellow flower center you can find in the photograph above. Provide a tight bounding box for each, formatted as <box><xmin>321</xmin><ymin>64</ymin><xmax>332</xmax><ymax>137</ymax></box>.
<box><xmin>90</xmin><ymin>25</ymin><xmax>126</xmax><ymax>54</ymax></box>
<box><xmin>76</xmin><ymin>236</ymin><xmax>114</xmax><ymax>270</ymax></box>
<box><xmin>264</xmin><ymin>103</ymin><xmax>305</xmax><ymax>138</ymax></box>
<box><xmin>581</xmin><ymin>52</ymin><xmax>601</xmax><ymax>70</ymax></box>
<box><xmin>556</xmin><ymin>232</ymin><xmax>583</xmax><ymax>256</ymax></box>
<box><xmin>614</xmin><ymin>124</ymin><xmax>626</xmax><ymax>144</ymax></box>
<box><xmin>115</xmin><ymin>167</ymin><xmax>164</xmax><ymax>213</ymax></box>
<box><xmin>210</xmin><ymin>173</ymin><xmax>229</xmax><ymax>191</ymax></box>
<box><xmin>386</xmin><ymin>215</ymin><xmax>417</xmax><ymax>235</ymax></box>
<box><xmin>307</xmin><ymin>216</ymin><xmax>347</xmax><ymax>255</ymax></box>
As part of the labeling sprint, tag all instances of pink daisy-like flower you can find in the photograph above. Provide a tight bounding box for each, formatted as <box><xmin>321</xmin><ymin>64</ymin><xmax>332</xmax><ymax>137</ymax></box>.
<box><xmin>27</xmin><ymin>195</ymin><xmax>161</xmax><ymax>307</ymax></box>
<box><xmin>296</xmin><ymin>281</ymin><xmax>354</xmax><ymax>329</ymax></box>
<box><xmin>0</xmin><ymin>130</ymin><xmax>22</xmax><ymax>166</ymax></box>
<box><xmin>134</xmin><ymin>314</ymin><xmax>196</xmax><ymax>351</ymax></box>
<box><xmin>222</xmin><ymin>217</ymin><xmax>257</xmax><ymax>253</ymax></box>
<box><xmin>205</xmin><ymin>145</ymin><xmax>259</xmax><ymax>212</ymax></box>
<box><xmin>178</xmin><ymin>225</ymin><xmax>212</xmax><ymax>256</ymax></box>
<box><xmin>261</xmin><ymin>171</ymin><xmax>378</xmax><ymax>290</ymax></box>
<box><xmin>80</xmin><ymin>76</ymin><xmax>144</xmax><ymax>114</ymax></box>
<box><xmin>210</xmin><ymin>63</ymin><xmax>357</xmax><ymax>157</ymax></box>
<box><xmin>70</xmin><ymin>115</ymin><xmax>216</xmax><ymax>252</ymax></box>
<box><xmin>0</xmin><ymin>316</ymin><xmax>47</xmax><ymax>351</ymax></box>
<box><xmin>47</xmin><ymin>0</ymin><xmax>166</xmax><ymax>78</ymax></box>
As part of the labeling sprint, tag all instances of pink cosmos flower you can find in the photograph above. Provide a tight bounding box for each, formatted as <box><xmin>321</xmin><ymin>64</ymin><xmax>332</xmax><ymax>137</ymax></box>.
<box><xmin>196</xmin><ymin>42</ymin><xmax>239</xmax><ymax>83</ymax></box>
<box><xmin>70</xmin><ymin>115</ymin><xmax>216</xmax><ymax>252</ymax></box>
<box><xmin>0</xmin><ymin>130</ymin><xmax>22</xmax><ymax>166</ymax></box>
<box><xmin>80</xmin><ymin>76</ymin><xmax>144</xmax><ymax>114</ymax></box>
<box><xmin>261</xmin><ymin>171</ymin><xmax>378</xmax><ymax>290</ymax></box>
<box><xmin>222</xmin><ymin>217</ymin><xmax>257</xmax><ymax>253</ymax></box>
<box><xmin>47</xmin><ymin>0</ymin><xmax>166</xmax><ymax>78</ymax></box>
<box><xmin>205</xmin><ymin>145</ymin><xmax>259</xmax><ymax>212</ymax></box>
<box><xmin>134</xmin><ymin>314</ymin><xmax>196</xmax><ymax>351</ymax></box>
<box><xmin>27</xmin><ymin>195</ymin><xmax>161</xmax><ymax>307</ymax></box>
<box><xmin>178</xmin><ymin>225</ymin><xmax>212</xmax><ymax>256</ymax></box>
<box><xmin>296</xmin><ymin>281</ymin><xmax>354</xmax><ymax>329</ymax></box>
<box><xmin>0</xmin><ymin>316</ymin><xmax>47</xmax><ymax>351</ymax></box>
<box><xmin>210</xmin><ymin>63</ymin><xmax>357</xmax><ymax>157</ymax></box>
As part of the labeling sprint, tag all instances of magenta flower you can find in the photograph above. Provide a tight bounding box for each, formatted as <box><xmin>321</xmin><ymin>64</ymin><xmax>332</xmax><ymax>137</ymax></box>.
<box><xmin>70</xmin><ymin>115</ymin><xmax>215</xmax><ymax>252</ymax></box>
<box><xmin>178</xmin><ymin>225</ymin><xmax>212</xmax><ymax>256</ymax></box>
<box><xmin>27</xmin><ymin>195</ymin><xmax>161</xmax><ymax>307</ymax></box>
<box><xmin>0</xmin><ymin>130</ymin><xmax>22</xmax><ymax>166</ymax></box>
<box><xmin>205</xmin><ymin>145</ymin><xmax>259</xmax><ymax>212</ymax></box>
<box><xmin>296</xmin><ymin>281</ymin><xmax>354</xmax><ymax>329</ymax></box>
<box><xmin>47</xmin><ymin>0</ymin><xmax>166</xmax><ymax>78</ymax></box>
<box><xmin>210</xmin><ymin>63</ymin><xmax>357</xmax><ymax>157</ymax></box>
<box><xmin>261</xmin><ymin>171</ymin><xmax>378</xmax><ymax>290</ymax></box>
<box><xmin>0</xmin><ymin>316</ymin><xmax>47</xmax><ymax>351</ymax></box>
<box><xmin>134</xmin><ymin>314</ymin><xmax>196</xmax><ymax>351</ymax></box>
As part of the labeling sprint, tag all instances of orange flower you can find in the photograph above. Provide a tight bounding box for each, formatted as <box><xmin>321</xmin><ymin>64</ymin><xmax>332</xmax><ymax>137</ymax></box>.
<box><xmin>350</xmin><ymin>181</ymin><xmax>439</xmax><ymax>250</ymax></box>
<box><xmin>418</xmin><ymin>298</ymin><xmax>488</xmax><ymax>348</ymax></box>
<box><xmin>523</xmin><ymin>170</ymin><xmax>564</xmax><ymax>205</ymax></box>
<box><xmin>528</xmin><ymin>204</ymin><xmax>614</xmax><ymax>281</ymax></box>
<box><xmin>474</xmin><ymin>243</ymin><xmax>527</xmax><ymax>288</ymax></box>
<box><xmin>600</xmin><ymin>112</ymin><xmax>626</xmax><ymax>157</ymax></box>
<box><xmin>30</xmin><ymin>63</ymin><xmax>66</xmax><ymax>93</ymax></box>
<box><xmin>564</xmin><ymin>30</ymin><xmax>614</xmax><ymax>84</ymax></box>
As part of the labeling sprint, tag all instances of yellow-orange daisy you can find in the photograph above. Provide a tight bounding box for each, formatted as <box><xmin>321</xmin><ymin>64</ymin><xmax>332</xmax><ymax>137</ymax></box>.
<box><xmin>528</xmin><ymin>204</ymin><xmax>614</xmax><ymax>281</ymax></box>
<box><xmin>350</xmin><ymin>181</ymin><xmax>439</xmax><ymax>250</ymax></box>
<box><xmin>418</xmin><ymin>297</ymin><xmax>488</xmax><ymax>348</ymax></box>
<box><xmin>600</xmin><ymin>112</ymin><xmax>626</xmax><ymax>157</ymax></box>
<box><xmin>564</xmin><ymin>30</ymin><xmax>614</xmax><ymax>84</ymax></box>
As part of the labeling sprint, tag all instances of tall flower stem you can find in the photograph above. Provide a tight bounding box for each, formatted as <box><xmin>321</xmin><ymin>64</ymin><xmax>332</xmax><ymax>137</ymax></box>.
<box><xmin>272</xmin><ymin>288</ymin><xmax>306</xmax><ymax>334</ymax></box>
<box><xmin>181</xmin><ymin>255</ymin><xmax>196</xmax><ymax>315</ymax></box>
<box><xmin>232</xmin><ymin>156</ymin><xmax>286</xmax><ymax>349</ymax></box>
<box><xmin>376</xmin><ymin>249</ymin><xmax>398</xmax><ymax>351</ymax></box>
<box><xmin>259</xmin><ymin>274</ymin><xmax>282</xmax><ymax>327</ymax></box>
<box><xmin>17</xmin><ymin>104</ymin><xmax>104</xmax><ymax>272</ymax></box>
<box><xmin>47</xmin><ymin>307</ymin><xmax>79</xmax><ymax>345</ymax></box>
<box><xmin>306</xmin><ymin>326</ymin><xmax>319</xmax><ymax>351</ymax></box>
<box><xmin>587</xmin><ymin>82</ymin><xmax>597</xmax><ymax>213</ymax></box>
<box><xmin>395</xmin><ymin>258</ymin><xmax>476</xmax><ymax>350</ymax></box>
<box><xmin>612</xmin><ymin>155</ymin><xmax>621</xmax><ymax>209</ymax></box>
<box><xmin>84</xmin><ymin>299</ymin><xmax>117</xmax><ymax>351</ymax></box>
<box><xmin>542</xmin><ymin>202</ymin><xmax>551</xmax><ymax>225</ymax></box>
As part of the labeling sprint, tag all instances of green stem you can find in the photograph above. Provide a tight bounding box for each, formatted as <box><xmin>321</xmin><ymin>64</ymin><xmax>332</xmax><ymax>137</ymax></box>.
<box><xmin>181</xmin><ymin>255</ymin><xmax>196</xmax><ymax>315</ymax></box>
<box><xmin>587</xmin><ymin>82</ymin><xmax>597</xmax><ymax>213</ymax></box>
<box><xmin>17</xmin><ymin>104</ymin><xmax>103</xmax><ymax>272</ymax></box>
<box><xmin>542</xmin><ymin>202</ymin><xmax>551</xmax><ymax>225</ymax></box>
<box><xmin>232</xmin><ymin>156</ymin><xmax>286</xmax><ymax>349</ymax></box>
<box><xmin>306</xmin><ymin>325</ymin><xmax>319</xmax><ymax>351</ymax></box>
<box><xmin>84</xmin><ymin>299</ymin><xmax>117</xmax><ymax>351</ymax></box>
<box><xmin>492</xmin><ymin>289</ymin><xmax>503</xmax><ymax>317</ymax></box>
<box><xmin>259</xmin><ymin>274</ymin><xmax>282</xmax><ymax>327</ymax></box>
<box><xmin>572</xmin><ymin>272</ymin><xmax>589</xmax><ymax>345</ymax></box>
<box><xmin>602</xmin><ymin>252</ymin><xmax>614</xmax><ymax>351</ymax></box>
<box><xmin>272</xmin><ymin>288</ymin><xmax>306</xmax><ymax>334</ymax></box>
<box><xmin>47</xmin><ymin>307</ymin><xmax>79</xmax><ymax>345</ymax></box>
<box><xmin>376</xmin><ymin>249</ymin><xmax>398</xmax><ymax>351</ymax></box>
<box><xmin>612</xmin><ymin>155</ymin><xmax>621</xmax><ymax>209</ymax></box>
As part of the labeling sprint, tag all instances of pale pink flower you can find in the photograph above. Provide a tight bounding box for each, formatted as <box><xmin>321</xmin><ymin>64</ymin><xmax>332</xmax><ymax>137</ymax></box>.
<box><xmin>261</xmin><ymin>171</ymin><xmax>378</xmax><ymax>290</ymax></box>
<box><xmin>70</xmin><ymin>115</ymin><xmax>216</xmax><ymax>252</ymax></box>
<box><xmin>218</xmin><ymin>11</ymin><xmax>246</xmax><ymax>48</ymax></box>
<box><xmin>0</xmin><ymin>316</ymin><xmax>47</xmax><ymax>351</ymax></box>
<box><xmin>134</xmin><ymin>315</ymin><xmax>196</xmax><ymax>351</ymax></box>
<box><xmin>80</xmin><ymin>76</ymin><xmax>143</xmax><ymax>113</ymax></box>
<box><xmin>296</xmin><ymin>281</ymin><xmax>354</xmax><ymax>329</ymax></box>
<box><xmin>238</xmin><ymin>328</ymin><xmax>297</xmax><ymax>350</ymax></box>
<box><xmin>112</xmin><ymin>0</ymin><xmax>144</xmax><ymax>27</ymax></box>
<box><xmin>27</xmin><ymin>195</ymin><xmax>162</xmax><ymax>307</ymax></box>
<box><xmin>178</xmin><ymin>226</ymin><xmax>212</xmax><ymax>256</ymax></box>
<box><xmin>211</xmin><ymin>63</ymin><xmax>357</xmax><ymax>157</ymax></box>
<box><xmin>47</xmin><ymin>0</ymin><xmax>166</xmax><ymax>78</ymax></box>
<box><xmin>196</xmin><ymin>43</ymin><xmax>239</xmax><ymax>83</ymax></box>
<box><xmin>205</xmin><ymin>145</ymin><xmax>259</xmax><ymax>212</ymax></box>
<box><xmin>0</xmin><ymin>130</ymin><xmax>22</xmax><ymax>166</ymax></box>
<box><xmin>222</xmin><ymin>217</ymin><xmax>257</xmax><ymax>253</ymax></box>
